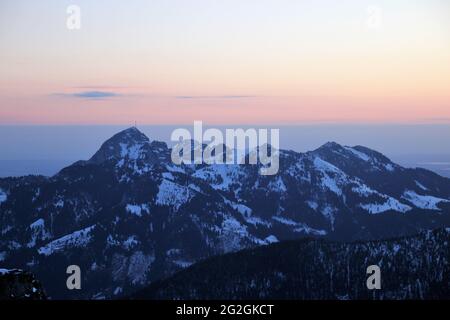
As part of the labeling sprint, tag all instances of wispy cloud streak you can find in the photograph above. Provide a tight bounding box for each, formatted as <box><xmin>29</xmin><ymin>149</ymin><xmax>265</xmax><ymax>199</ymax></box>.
<box><xmin>54</xmin><ymin>91</ymin><xmax>120</xmax><ymax>100</ymax></box>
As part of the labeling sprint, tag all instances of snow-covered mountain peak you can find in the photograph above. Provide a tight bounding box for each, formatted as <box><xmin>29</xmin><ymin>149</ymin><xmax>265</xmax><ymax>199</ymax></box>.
<box><xmin>318</xmin><ymin>141</ymin><xmax>343</xmax><ymax>150</ymax></box>
<box><xmin>107</xmin><ymin>127</ymin><xmax>149</xmax><ymax>145</ymax></box>
<box><xmin>88</xmin><ymin>127</ymin><xmax>150</xmax><ymax>164</ymax></box>
<box><xmin>311</xmin><ymin>141</ymin><xmax>398</xmax><ymax>174</ymax></box>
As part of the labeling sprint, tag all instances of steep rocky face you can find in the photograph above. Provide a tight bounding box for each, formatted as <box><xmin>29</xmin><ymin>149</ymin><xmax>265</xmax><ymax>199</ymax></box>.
<box><xmin>132</xmin><ymin>228</ymin><xmax>450</xmax><ymax>300</ymax></box>
<box><xmin>0</xmin><ymin>127</ymin><xmax>449</xmax><ymax>299</ymax></box>
<box><xmin>0</xmin><ymin>269</ymin><xmax>46</xmax><ymax>300</ymax></box>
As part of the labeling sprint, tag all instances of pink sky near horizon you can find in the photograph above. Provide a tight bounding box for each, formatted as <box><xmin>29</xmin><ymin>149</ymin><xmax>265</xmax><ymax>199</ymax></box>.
<box><xmin>1</xmin><ymin>94</ymin><xmax>449</xmax><ymax>125</ymax></box>
<box><xmin>0</xmin><ymin>0</ymin><xmax>449</xmax><ymax>125</ymax></box>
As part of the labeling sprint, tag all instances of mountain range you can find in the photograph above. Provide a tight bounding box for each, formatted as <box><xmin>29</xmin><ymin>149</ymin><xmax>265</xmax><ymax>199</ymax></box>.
<box><xmin>0</xmin><ymin>127</ymin><xmax>449</xmax><ymax>299</ymax></box>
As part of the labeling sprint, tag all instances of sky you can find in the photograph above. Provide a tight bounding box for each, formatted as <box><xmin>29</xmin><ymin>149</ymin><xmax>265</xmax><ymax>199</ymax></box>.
<box><xmin>0</xmin><ymin>0</ymin><xmax>449</xmax><ymax>125</ymax></box>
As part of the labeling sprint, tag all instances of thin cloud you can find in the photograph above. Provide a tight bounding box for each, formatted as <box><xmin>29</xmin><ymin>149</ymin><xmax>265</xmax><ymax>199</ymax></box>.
<box><xmin>73</xmin><ymin>91</ymin><xmax>119</xmax><ymax>99</ymax></box>
<box><xmin>73</xmin><ymin>85</ymin><xmax>145</xmax><ymax>89</ymax></box>
<box><xmin>175</xmin><ymin>95</ymin><xmax>258</xmax><ymax>100</ymax></box>
<box><xmin>53</xmin><ymin>92</ymin><xmax>258</xmax><ymax>100</ymax></box>
<box><xmin>54</xmin><ymin>91</ymin><xmax>120</xmax><ymax>100</ymax></box>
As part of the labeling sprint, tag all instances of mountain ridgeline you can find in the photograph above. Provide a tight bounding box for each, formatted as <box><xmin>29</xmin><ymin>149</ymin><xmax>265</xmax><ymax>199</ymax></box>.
<box><xmin>0</xmin><ymin>127</ymin><xmax>449</xmax><ymax>299</ymax></box>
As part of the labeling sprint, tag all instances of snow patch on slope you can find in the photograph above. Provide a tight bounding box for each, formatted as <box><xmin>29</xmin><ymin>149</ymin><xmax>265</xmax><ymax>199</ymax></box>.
<box><xmin>220</xmin><ymin>216</ymin><xmax>250</xmax><ymax>252</ymax></box>
<box><xmin>352</xmin><ymin>184</ymin><xmax>413</xmax><ymax>214</ymax></box>
<box><xmin>162</xmin><ymin>172</ymin><xmax>174</xmax><ymax>181</ymax></box>
<box><xmin>127</xmin><ymin>251</ymin><xmax>155</xmax><ymax>285</ymax></box>
<box><xmin>306</xmin><ymin>200</ymin><xmax>319</xmax><ymax>210</ymax></box>
<box><xmin>173</xmin><ymin>260</ymin><xmax>194</xmax><ymax>268</ymax></box>
<box><xmin>272</xmin><ymin>216</ymin><xmax>327</xmax><ymax>235</ymax></box>
<box><xmin>27</xmin><ymin>219</ymin><xmax>51</xmax><ymax>248</ymax></box>
<box><xmin>414</xmin><ymin>181</ymin><xmax>428</xmax><ymax>191</ymax></box>
<box><xmin>123</xmin><ymin>235</ymin><xmax>139</xmax><ymax>250</ymax></box>
<box><xmin>264</xmin><ymin>235</ymin><xmax>279</xmax><ymax>244</ymax></box>
<box><xmin>402</xmin><ymin>190</ymin><xmax>449</xmax><ymax>210</ymax></box>
<box><xmin>313</xmin><ymin>157</ymin><xmax>346</xmax><ymax>196</ymax></box>
<box><xmin>38</xmin><ymin>225</ymin><xmax>95</xmax><ymax>256</ymax></box>
<box><xmin>0</xmin><ymin>189</ymin><xmax>7</xmax><ymax>204</ymax></box>
<box><xmin>120</xmin><ymin>143</ymin><xmax>144</xmax><ymax>160</ymax></box>
<box><xmin>344</xmin><ymin>147</ymin><xmax>370</xmax><ymax>161</ymax></box>
<box><xmin>352</xmin><ymin>184</ymin><xmax>378</xmax><ymax>197</ymax></box>
<box><xmin>126</xmin><ymin>204</ymin><xmax>150</xmax><ymax>216</ymax></box>
<box><xmin>268</xmin><ymin>176</ymin><xmax>287</xmax><ymax>192</ymax></box>
<box><xmin>0</xmin><ymin>268</ymin><xmax>12</xmax><ymax>275</ymax></box>
<box><xmin>360</xmin><ymin>198</ymin><xmax>411</xmax><ymax>214</ymax></box>
<box><xmin>193</xmin><ymin>165</ymin><xmax>242</xmax><ymax>190</ymax></box>
<box><xmin>156</xmin><ymin>179</ymin><xmax>191</xmax><ymax>210</ymax></box>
